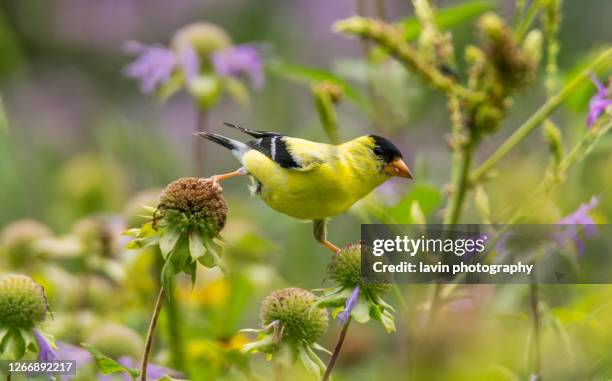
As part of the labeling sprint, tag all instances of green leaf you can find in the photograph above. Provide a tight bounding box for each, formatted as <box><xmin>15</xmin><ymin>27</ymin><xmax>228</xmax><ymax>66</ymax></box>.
<box><xmin>161</xmin><ymin>253</ymin><xmax>177</xmax><ymax>294</ymax></box>
<box><xmin>155</xmin><ymin>376</ymin><xmax>190</xmax><ymax>381</ymax></box>
<box><xmin>352</xmin><ymin>294</ymin><xmax>371</xmax><ymax>323</ymax></box>
<box><xmin>156</xmin><ymin>70</ymin><xmax>185</xmax><ymax>103</ymax></box>
<box><xmin>81</xmin><ymin>343</ymin><xmax>140</xmax><ymax>380</ymax></box>
<box><xmin>10</xmin><ymin>328</ymin><xmax>25</xmax><ymax>360</ymax></box>
<box><xmin>160</xmin><ymin>227</ymin><xmax>181</xmax><ymax>258</ymax></box>
<box><xmin>390</xmin><ymin>183</ymin><xmax>443</xmax><ymax>223</ymax></box>
<box><xmin>189</xmin><ymin>233</ymin><xmax>205</xmax><ymax>262</ymax></box>
<box><xmin>400</xmin><ymin>0</ymin><xmax>493</xmax><ymax>41</ymax></box>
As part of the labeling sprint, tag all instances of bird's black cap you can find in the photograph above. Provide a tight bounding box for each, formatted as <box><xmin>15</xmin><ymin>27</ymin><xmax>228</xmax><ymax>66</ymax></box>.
<box><xmin>369</xmin><ymin>135</ymin><xmax>403</xmax><ymax>163</ymax></box>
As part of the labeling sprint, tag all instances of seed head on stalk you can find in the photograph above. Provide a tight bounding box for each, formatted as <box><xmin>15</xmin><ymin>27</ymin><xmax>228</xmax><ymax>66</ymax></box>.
<box><xmin>241</xmin><ymin>288</ymin><xmax>330</xmax><ymax>377</ymax></box>
<box><xmin>125</xmin><ymin>177</ymin><xmax>228</xmax><ymax>291</ymax></box>
<box><xmin>0</xmin><ymin>274</ymin><xmax>52</xmax><ymax>360</ymax></box>
<box><xmin>317</xmin><ymin>243</ymin><xmax>396</xmax><ymax>332</ymax></box>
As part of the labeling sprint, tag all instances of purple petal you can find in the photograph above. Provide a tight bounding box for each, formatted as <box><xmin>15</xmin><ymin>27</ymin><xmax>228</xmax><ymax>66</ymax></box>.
<box><xmin>556</xmin><ymin>197</ymin><xmax>599</xmax><ymax>256</ymax></box>
<box><xmin>587</xmin><ymin>75</ymin><xmax>611</xmax><ymax>127</ymax></box>
<box><xmin>590</xmin><ymin>74</ymin><xmax>609</xmax><ymax>96</ymax></box>
<box><xmin>179</xmin><ymin>45</ymin><xmax>200</xmax><ymax>83</ymax></box>
<box><xmin>123</xmin><ymin>40</ymin><xmax>177</xmax><ymax>94</ymax></box>
<box><xmin>212</xmin><ymin>44</ymin><xmax>265</xmax><ymax>89</ymax></box>
<box><xmin>337</xmin><ymin>286</ymin><xmax>360</xmax><ymax>325</ymax></box>
<box><xmin>35</xmin><ymin>330</ymin><xmax>59</xmax><ymax>362</ymax></box>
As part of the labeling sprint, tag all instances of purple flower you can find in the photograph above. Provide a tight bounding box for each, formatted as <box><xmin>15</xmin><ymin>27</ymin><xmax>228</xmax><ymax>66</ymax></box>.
<box><xmin>587</xmin><ymin>75</ymin><xmax>612</xmax><ymax>128</ymax></box>
<box><xmin>337</xmin><ymin>286</ymin><xmax>360</xmax><ymax>325</ymax></box>
<box><xmin>212</xmin><ymin>45</ymin><xmax>265</xmax><ymax>89</ymax></box>
<box><xmin>35</xmin><ymin>330</ymin><xmax>59</xmax><ymax>362</ymax></box>
<box><xmin>556</xmin><ymin>196</ymin><xmax>599</xmax><ymax>255</ymax></box>
<box><xmin>179</xmin><ymin>45</ymin><xmax>200</xmax><ymax>83</ymax></box>
<box><xmin>35</xmin><ymin>331</ymin><xmax>93</xmax><ymax>381</ymax></box>
<box><xmin>124</xmin><ymin>41</ymin><xmax>178</xmax><ymax>94</ymax></box>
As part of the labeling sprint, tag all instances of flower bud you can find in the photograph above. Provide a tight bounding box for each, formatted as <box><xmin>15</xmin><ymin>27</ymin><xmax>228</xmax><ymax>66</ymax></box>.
<box><xmin>158</xmin><ymin>177</ymin><xmax>228</xmax><ymax>237</ymax></box>
<box><xmin>86</xmin><ymin>323</ymin><xmax>144</xmax><ymax>359</ymax></box>
<box><xmin>0</xmin><ymin>274</ymin><xmax>48</xmax><ymax>330</ymax></box>
<box><xmin>1</xmin><ymin>220</ymin><xmax>52</xmax><ymax>267</ymax></box>
<box><xmin>260</xmin><ymin>288</ymin><xmax>328</xmax><ymax>345</ymax></box>
<box><xmin>172</xmin><ymin>22</ymin><xmax>232</xmax><ymax>59</ymax></box>
<box><xmin>522</xmin><ymin>29</ymin><xmax>543</xmax><ymax>69</ymax></box>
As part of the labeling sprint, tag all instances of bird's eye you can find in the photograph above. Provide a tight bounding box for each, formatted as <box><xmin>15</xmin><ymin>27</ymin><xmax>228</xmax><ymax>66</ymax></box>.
<box><xmin>373</xmin><ymin>147</ymin><xmax>384</xmax><ymax>156</ymax></box>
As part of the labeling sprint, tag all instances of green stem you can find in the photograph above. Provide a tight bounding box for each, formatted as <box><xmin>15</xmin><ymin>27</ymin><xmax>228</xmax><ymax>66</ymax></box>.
<box><xmin>505</xmin><ymin>114</ymin><xmax>612</xmax><ymax>223</ymax></box>
<box><xmin>470</xmin><ymin>48</ymin><xmax>612</xmax><ymax>183</ymax></box>
<box><xmin>141</xmin><ymin>287</ymin><xmax>166</xmax><ymax>381</ymax></box>
<box><xmin>530</xmin><ymin>279</ymin><xmax>542</xmax><ymax>379</ymax></box>
<box><xmin>444</xmin><ymin>144</ymin><xmax>474</xmax><ymax>224</ymax></box>
<box><xmin>514</xmin><ymin>0</ymin><xmax>541</xmax><ymax>40</ymax></box>
<box><xmin>322</xmin><ymin>317</ymin><xmax>352</xmax><ymax>381</ymax></box>
<box><xmin>335</xmin><ymin>17</ymin><xmax>483</xmax><ymax>104</ymax></box>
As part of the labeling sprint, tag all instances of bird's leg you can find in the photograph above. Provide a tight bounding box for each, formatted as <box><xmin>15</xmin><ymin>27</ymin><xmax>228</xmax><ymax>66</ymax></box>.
<box><xmin>313</xmin><ymin>219</ymin><xmax>341</xmax><ymax>254</ymax></box>
<box><xmin>210</xmin><ymin>167</ymin><xmax>247</xmax><ymax>182</ymax></box>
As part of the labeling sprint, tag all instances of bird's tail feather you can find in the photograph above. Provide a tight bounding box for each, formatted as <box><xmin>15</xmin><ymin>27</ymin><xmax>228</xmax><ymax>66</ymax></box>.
<box><xmin>195</xmin><ymin>132</ymin><xmax>249</xmax><ymax>162</ymax></box>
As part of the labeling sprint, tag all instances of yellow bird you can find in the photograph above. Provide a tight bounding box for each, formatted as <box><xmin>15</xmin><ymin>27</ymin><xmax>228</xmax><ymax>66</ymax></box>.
<box><xmin>198</xmin><ymin>123</ymin><xmax>412</xmax><ymax>253</ymax></box>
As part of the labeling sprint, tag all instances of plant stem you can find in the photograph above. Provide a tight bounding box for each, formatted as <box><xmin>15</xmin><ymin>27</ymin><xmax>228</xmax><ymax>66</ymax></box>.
<box><xmin>514</xmin><ymin>0</ymin><xmax>541</xmax><ymax>40</ymax></box>
<box><xmin>140</xmin><ymin>287</ymin><xmax>166</xmax><ymax>381</ymax></box>
<box><xmin>444</xmin><ymin>144</ymin><xmax>474</xmax><ymax>225</ymax></box>
<box><xmin>322</xmin><ymin>317</ymin><xmax>352</xmax><ymax>381</ymax></box>
<box><xmin>470</xmin><ymin>47</ymin><xmax>612</xmax><ymax>183</ymax></box>
<box><xmin>530</xmin><ymin>280</ymin><xmax>542</xmax><ymax>379</ymax></box>
<box><xmin>194</xmin><ymin>108</ymin><xmax>209</xmax><ymax>177</ymax></box>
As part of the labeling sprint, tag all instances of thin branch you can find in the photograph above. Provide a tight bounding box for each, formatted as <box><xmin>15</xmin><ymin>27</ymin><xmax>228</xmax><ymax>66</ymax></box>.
<box><xmin>140</xmin><ymin>287</ymin><xmax>166</xmax><ymax>381</ymax></box>
<box><xmin>322</xmin><ymin>317</ymin><xmax>352</xmax><ymax>381</ymax></box>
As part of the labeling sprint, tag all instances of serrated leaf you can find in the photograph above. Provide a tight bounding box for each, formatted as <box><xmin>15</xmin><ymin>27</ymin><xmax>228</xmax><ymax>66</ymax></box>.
<box><xmin>81</xmin><ymin>343</ymin><xmax>140</xmax><ymax>380</ymax></box>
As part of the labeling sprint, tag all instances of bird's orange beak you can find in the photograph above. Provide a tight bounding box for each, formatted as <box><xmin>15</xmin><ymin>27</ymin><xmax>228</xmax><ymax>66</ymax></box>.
<box><xmin>384</xmin><ymin>158</ymin><xmax>413</xmax><ymax>179</ymax></box>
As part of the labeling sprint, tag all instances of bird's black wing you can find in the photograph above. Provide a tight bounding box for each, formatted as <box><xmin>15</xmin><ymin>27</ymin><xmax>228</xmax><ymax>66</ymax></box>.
<box><xmin>246</xmin><ymin>135</ymin><xmax>302</xmax><ymax>169</ymax></box>
<box><xmin>223</xmin><ymin>122</ymin><xmax>281</xmax><ymax>139</ymax></box>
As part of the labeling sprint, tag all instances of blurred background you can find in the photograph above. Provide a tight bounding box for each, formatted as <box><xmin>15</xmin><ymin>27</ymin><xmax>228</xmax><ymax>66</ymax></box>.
<box><xmin>1</xmin><ymin>0</ymin><xmax>612</xmax><ymax>380</ymax></box>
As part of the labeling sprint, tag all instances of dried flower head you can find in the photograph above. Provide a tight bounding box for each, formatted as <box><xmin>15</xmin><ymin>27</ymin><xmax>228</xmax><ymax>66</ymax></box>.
<box><xmin>0</xmin><ymin>274</ymin><xmax>48</xmax><ymax>330</ymax></box>
<box><xmin>241</xmin><ymin>288</ymin><xmax>330</xmax><ymax>377</ymax></box>
<box><xmin>157</xmin><ymin>177</ymin><xmax>228</xmax><ymax>236</ymax></box>
<box><xmin>318</xmin><ymin>243</ymin><xmax>396</xmax><ymax>332</ymax></box>
<box><xmin>126</xmin><ymin>178</ymin><xmax>228</xmax><ymax>290</ymax></box>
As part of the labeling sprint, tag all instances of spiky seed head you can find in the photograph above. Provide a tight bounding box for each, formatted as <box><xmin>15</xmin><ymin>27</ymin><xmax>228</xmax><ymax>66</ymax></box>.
<box><xmin>260</xmin><ymin>288</ymin><xmax>328</xmax><ymax>344</ymax></box>
<box><xmin>158</xmin><ymin>177</ymin><xmax>228</xmax><ymax>236</ymax></box>
<box><xmin>172</xmin><ymin>22</ymin><xmax>232</xmax><ymax>58</ymax></box>
<box><xmin>0</xmin><ymin>274</ymin><xmax>48</xmax><ymax>330</ymax></box>
<box><xmin>86</xmin><ymin>323</ymin><xmax>145</xmax><ymax>358</ymax></box>
<box><xmin>327</xmin><ymin>243</ymin><xmax>391</xmax><ymax>295</ymax></box>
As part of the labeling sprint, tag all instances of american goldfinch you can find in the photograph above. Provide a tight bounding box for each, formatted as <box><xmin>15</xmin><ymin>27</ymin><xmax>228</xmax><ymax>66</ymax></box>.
<box><xmin>197</xmin><ymin>123</ymin><xmax>412</xmax><ymax>253</ymax></box>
